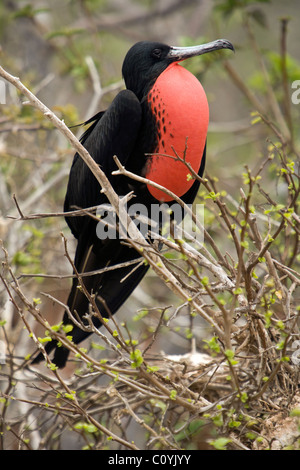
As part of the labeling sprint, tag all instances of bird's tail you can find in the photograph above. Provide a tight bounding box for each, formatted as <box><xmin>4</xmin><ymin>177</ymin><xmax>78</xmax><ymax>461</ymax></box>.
<box><xmin>31</xmin><ymin>240</ymin><xmax>148</xmax><ymax>368</ymax></box>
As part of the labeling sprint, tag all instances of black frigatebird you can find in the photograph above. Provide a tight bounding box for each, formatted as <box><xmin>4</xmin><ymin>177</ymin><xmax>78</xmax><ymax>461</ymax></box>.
<box><xmin>32</xmin><ymin>39</ymin><xmax>234</xmax><ymax>368</ymax></box>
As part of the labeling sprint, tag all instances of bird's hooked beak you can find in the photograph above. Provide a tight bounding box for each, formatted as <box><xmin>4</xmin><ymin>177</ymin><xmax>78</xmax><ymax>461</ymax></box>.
<box><xmin>167</xmin><ymin>39</ymin><xmax>234</xmax><ymax>62</ymax></box>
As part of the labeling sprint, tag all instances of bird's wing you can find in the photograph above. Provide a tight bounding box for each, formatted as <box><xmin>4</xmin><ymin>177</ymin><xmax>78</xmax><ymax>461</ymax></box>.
<box><xmin>32</xmin><ymin>90</ymin><xmax>147</xmax><ymax>367</ymax></box>
<box><xmin>64</xmin><ymin>89</ymin><xmax>142</xmax><ymax>239</ymax></box>
<box><xmin>65</xmin><ymin>87</ymin><xmax>145</xmax><ymax>324</ymax></box>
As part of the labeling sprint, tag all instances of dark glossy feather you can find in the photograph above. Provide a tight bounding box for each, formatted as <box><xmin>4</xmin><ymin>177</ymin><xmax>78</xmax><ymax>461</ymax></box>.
<box><xmin>64</xmin><ymin>90</ymin><xmax>142</xmax><ymax>238</ymax></box>
<box><xmin>32</xmin><ymin>90</ymin><xmax>147</xmax><ymax>367</ymax></box>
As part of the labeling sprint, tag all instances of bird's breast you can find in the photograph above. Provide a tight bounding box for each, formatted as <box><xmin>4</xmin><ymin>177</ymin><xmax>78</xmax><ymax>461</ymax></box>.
<box><xmin>145</xmin><ymin>62</ymin><xmax>209</xmax><ymax>201</ymax></box>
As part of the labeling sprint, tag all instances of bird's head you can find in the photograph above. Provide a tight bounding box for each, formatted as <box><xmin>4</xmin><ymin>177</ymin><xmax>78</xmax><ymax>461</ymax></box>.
<box><xmin>122</xmin><ymin>39</ymin><xmax>234</xmax><ymax>100</ymax></box>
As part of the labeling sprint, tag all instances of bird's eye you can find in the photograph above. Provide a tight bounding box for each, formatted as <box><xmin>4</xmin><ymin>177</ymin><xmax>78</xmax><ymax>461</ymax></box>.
<box><xmin>151</xmin><ymin>48</ymin><xmax>162</xmax><ymax>59</ymax></box>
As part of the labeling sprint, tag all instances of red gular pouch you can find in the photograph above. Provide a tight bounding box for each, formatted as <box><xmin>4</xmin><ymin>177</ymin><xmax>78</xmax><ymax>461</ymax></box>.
<box><xmin>146</xmin><ymin>62</ymin><xmax>209</xmax><ymax>202</ymax></box>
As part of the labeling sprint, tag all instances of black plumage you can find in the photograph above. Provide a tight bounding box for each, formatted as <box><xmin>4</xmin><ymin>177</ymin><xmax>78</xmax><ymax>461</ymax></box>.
<box><xmin>32</xmin><ymin>39</ymin><xmax>233</xmax><ymax>368</ymax></box>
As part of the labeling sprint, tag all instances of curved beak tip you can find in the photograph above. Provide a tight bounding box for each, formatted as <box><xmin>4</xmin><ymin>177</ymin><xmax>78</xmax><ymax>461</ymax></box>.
<box><xmin>222</xmin><ymin>39</ymin><xmax>235</xmax><ymax>53</ymax></box>
<box><xmin>213</xmin><ymin>39</ymin><xmax>235</xmax><ymax>53</ymax></box>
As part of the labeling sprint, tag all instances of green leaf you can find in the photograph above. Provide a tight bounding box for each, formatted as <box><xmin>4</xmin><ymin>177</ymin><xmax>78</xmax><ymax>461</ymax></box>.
<box><xmin>228</xmin><ymin>419</ymin><xmax>241</xmax><ymax>428</ymax></box>
<box><xmin>147</xmin><ymin>365</ymin><xmax>159</xmax><ymax>373</ymax></box>
<box><xmin>240</xmin><ymin>241</ymin><xmax>249</xmax><ymax>249</ymax></box>
<box><xmin>201</xmin><ymin>276</ymin><xmax>209</xmax><ymax>286</ymax></box>
<box><xmin>62</xmin><ymin>324</ymin><xmax>73</xmax><ymax>334</ymax></box>
<box><xmin>133</xmin><ymin>309</ymin><xmax>149</xmax><ymax>321</ymax></box>
<box><xmin>290</xmin><ymin>408</ymin><xmax>300</xmax><ymax>417</ymax></box>
<box><xmin>203</xmin><ymin>336</ymin><xmax>220</xmax><ymax>354</ymax></box>
<box><xmin>91</xmin><ymin>342</ymin><xmax>105</xmax><ymax>351</ymax></box>
<box><xmin>130</xmin><ymin>349</ymin><xmax>143</xmax><ymax>368</ymax></box>
<box><xmin>234</xmin><ymin>287</ymin><xmax>243</xmax><ymax>295</ymax></box>
<box><xmin>38</xmin><ymin>336</ymin><xmax>52</xmax><ymax>344</ymax></box>
<box><xmin>238</xmin><ymin>392</ymin><xmax>248</xmax><ymax>403</ymax></box>
<box><xmin>225</xmin><ymin>349</ymin><xmax>239</xmax><ymax>365</ymax></box>
<box><xmin>75</xmin><ymin>422</ymin><xmax>98</xmax><ymax>434</ymax></box>
<box><xmin>212</xmin><ymin>414</ymin><xmax>223</xmax><ymax>427</ymax></box>
<box><xmin>64</xmin><ymin>391</ymin><xmax>76</xmax><ymax>401</ymax></box>
<box><xmin>209</xmin><ymin>437</ymin><xmax>231</xmax><ymax>450</ymax></box>
<box><xmin>205</xmin><ymin>191</ymin><xmax>220</xmax><ymax>201</ymax></box>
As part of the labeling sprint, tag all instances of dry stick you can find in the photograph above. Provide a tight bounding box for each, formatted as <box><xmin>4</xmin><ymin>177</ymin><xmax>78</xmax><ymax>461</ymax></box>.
<box><xmin>0</xmin><ymin>64</ymin><xmax>224</xmax><ymax>339</ymax></box>
<box><xmin>149</xmin><ymin>148</ymin><xmax>239</xmax><ymax>272</ymax></box>
<box><xmin>84</xmin><ymin>55</ymin><xmax>123</xmax><ymax>122</ymax></box>
<box><xmin>112</xmin><ymin>158</ymin><xmax>237</xmax><ymax>333</ymax></box>
<box><xmin>112</xmin><ymin>154</ymin><xmax>229</xmax><ymax>270</ymax></box>
<box><xmin>114</xmin><ymin>389</ymin><xmax>181</xmax><ymax>450</ymax></box>
<box><xmin>18</xmin><ymin>257</ymin><xmax>143</xmax><ymax>280</ymax></box>
<box><xmin>8</xmin><ymin>200</ymin><xmax>101</xmax><ymax>221</ymax></box>
<box><xmin>29</xmin><ymin>285</ymin><xmax>208</xmax><ymax>419</ymax></box>
<box><xmin>134</xmin><ymin>150</ymin><xmax>248</xmax><ymax>297</ymax></box>
<box><xmin>60</xmin><ymin>233</ymin><xmax>130</xmax><ymax>351</ymax></box>
<box><xmin>3</xmin><ymin>251</ymin><xmax>176</xmax><ymax>415</ymax></box>
<box><xmin>112</xmin><ymin>154</ymin><xmax>250</xmax><ymax>332</ymax></box>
